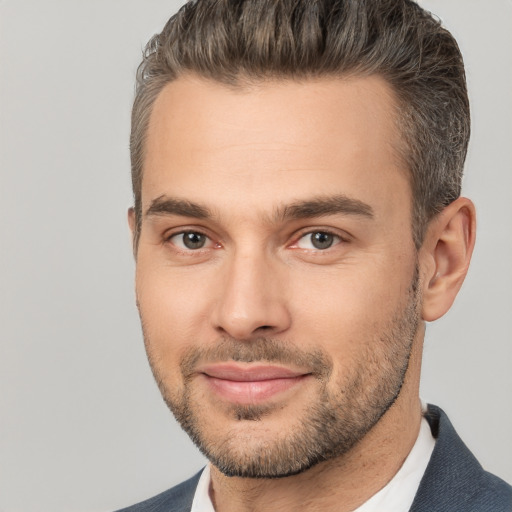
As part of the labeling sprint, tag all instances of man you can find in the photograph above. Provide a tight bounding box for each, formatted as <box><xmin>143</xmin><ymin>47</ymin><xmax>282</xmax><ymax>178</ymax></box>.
<box><xmin>118</xmin><ymin>0</ymin><xmax>512</xmax><ymax>510</ymax></box>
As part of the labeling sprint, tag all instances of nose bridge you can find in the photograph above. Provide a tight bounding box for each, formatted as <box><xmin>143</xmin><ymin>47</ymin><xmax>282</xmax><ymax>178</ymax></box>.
<box><xmin>213</xmin><ymin>243</ymin><xmax>290</xmax><ymax>339</ymax></box>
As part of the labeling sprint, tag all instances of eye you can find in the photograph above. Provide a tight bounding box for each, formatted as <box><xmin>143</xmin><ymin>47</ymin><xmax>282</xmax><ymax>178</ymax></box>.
<box><xmin>168</xmin><ymin>231</ymin><xmax>212</xmax><ymax>250</ymax></box>
<box><xmin>296</xmin><ymin>231</ymin><xmax>341</xmax><ymax>250</ymax></box>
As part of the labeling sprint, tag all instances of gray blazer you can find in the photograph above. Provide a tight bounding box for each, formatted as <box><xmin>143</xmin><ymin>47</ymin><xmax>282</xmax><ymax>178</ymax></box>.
<box><xmin>116</xmin><ymin>405</ymin><xmax>512</xmax><ymax>511</ymax></box>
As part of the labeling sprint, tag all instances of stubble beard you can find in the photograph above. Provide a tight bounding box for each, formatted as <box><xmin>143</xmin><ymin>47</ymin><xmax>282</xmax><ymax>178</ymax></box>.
<box><xmin>141</xmin><ymin>270</ymin><xmax>420</xmax><ymax>479</ymax></box>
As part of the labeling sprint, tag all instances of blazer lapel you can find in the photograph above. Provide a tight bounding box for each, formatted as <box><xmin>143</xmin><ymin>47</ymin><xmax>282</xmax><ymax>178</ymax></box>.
<box><xmin>410</xmin><ymin>404</ymin><xmax>498</xmax><ymax>512</ymax></box>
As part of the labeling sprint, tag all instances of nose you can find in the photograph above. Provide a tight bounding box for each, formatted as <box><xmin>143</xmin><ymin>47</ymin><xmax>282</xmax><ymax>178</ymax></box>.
<box><xmin>212</xmin><ymin>249</ymin><xmax>292</xmax><ymax>340</ymax></box>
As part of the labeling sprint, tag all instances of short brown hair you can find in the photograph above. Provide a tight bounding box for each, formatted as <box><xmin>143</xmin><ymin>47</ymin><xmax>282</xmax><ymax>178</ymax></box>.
<box><xmin>130</xmin><ymin>0</ymin><xmax>470</xmax><ymax>248</ymax></box>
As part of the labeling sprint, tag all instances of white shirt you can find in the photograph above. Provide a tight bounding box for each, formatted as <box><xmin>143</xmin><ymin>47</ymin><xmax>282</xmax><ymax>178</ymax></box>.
<box><xmin>191</xmin><ymin>416</ymin><xmax>435</xmax><ymax>512</ymax></box>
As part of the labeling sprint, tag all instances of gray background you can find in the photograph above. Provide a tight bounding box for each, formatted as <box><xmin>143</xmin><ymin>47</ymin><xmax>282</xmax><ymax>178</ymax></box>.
<box><xmin>0</xmin><ymin>1</ymin><xmax>510</xmax><ymax>511</ymax></box>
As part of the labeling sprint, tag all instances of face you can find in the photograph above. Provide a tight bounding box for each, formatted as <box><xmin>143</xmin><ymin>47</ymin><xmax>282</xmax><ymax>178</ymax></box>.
<box><xmin>133</xmin><ymin>74</ymin><xmax>421</xmax><ymax>478</ymax></box>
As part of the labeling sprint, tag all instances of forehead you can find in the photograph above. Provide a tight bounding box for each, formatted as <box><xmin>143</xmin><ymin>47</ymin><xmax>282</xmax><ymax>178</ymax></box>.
<box><xmin>142</xmin><ymin>74</ymin><xmax>410</xmax><ymax>221</ymax></box>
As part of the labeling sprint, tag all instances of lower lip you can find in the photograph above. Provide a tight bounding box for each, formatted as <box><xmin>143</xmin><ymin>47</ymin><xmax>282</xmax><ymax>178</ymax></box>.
<box><xmin>203</xmin><ymin>375</ymin><xmax>308</xmax><ymax>403</ymax></box>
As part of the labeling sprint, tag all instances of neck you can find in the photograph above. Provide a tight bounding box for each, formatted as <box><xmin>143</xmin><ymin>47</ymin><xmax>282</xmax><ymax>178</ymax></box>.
<box><xmin>209</xmin><ymin>327</ymin><xmax>425</xmax><ymax>512</ymax></box>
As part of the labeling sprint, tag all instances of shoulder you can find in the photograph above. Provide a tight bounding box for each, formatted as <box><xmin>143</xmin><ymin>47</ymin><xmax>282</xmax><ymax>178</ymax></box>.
<box><xmin>411</xmin><ymin>404</ymin><xmax>511</xmax><ymax>512</ymax></box>
<box><xmin>114</xmin><ymin>471</ymin><xmax>202</xmax><ymax>512</ymax></box>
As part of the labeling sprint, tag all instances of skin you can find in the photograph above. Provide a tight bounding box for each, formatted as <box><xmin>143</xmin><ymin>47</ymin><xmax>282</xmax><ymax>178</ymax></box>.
<box><xmin>129</xmin><ymin>74</ymin><xmax>476</xmax><ymax>512</ymax></box>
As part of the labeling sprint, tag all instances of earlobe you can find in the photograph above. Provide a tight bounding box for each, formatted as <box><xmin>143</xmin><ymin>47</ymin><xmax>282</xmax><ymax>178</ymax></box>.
<box><xmin>127</xmin><ymin>207</ymin><xmax>137</xmax><ymax>258</ymax></box>
<box><xmin>128</xmin><ymin>207</ymin><xmax>136</xmax><ymax>234</ymax></box>
<box><xmin>420</xmin><ymin>197</ymin><xmax>476</xmax><ymax>322</ymax></box>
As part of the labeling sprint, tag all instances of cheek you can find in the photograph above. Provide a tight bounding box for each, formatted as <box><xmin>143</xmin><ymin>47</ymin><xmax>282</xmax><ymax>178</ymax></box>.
<box><xmin>135</xmin><ymin>262</ymin><xmax>214</xmax><ymax>369</ymax></box>
<box><xmin>288</xmin><ymin>257</ymin><xmax>415</xmax><ymax>354</ymax></box>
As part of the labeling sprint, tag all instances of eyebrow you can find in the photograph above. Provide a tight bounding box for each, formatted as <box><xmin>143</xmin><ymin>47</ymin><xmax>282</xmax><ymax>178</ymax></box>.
<box><xmin>144</xmin><ymin>194</ymin><xmax>374</xmax><ymax>222</ymax></box>
<box><xmin>277</xmin><ymin>195</ymin><xmax>374</xmax><ymax>221</ymax></box>
<box><xmin>145</xmin><ymin>196</ymin><xmax>212</xmax><ymax>219</ymax></box>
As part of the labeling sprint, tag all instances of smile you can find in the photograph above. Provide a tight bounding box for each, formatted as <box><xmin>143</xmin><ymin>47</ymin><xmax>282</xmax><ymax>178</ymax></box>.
<box><xmin>197</xmin><ymin>364</ymin><xmax>311</xmax><ymax>404</ymax></box>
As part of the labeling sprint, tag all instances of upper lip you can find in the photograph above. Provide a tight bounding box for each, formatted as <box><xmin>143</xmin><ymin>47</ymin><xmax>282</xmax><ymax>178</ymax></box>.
<box><xmin>197</xmin><ymin>363</ymin><xmax>309</xmax><ymax>382</ymax></box>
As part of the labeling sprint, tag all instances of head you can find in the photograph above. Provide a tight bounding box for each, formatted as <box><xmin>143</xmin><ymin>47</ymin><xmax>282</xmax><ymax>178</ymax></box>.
<box><xmin>129</xmin><ymin>0</ymin><xmax>475</xmax><ymax>479</ymax></box>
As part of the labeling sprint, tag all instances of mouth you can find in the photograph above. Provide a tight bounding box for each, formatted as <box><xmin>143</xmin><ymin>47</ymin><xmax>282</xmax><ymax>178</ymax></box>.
<box><xmin>196</xmin><ymin>363</ymin><xmax>311</xmax><ymax>404</ymax></box>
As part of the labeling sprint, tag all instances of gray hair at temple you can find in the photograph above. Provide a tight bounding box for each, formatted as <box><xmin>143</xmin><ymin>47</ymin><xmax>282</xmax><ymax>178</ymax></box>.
<box><xmin>130</xmin><ymin>0</ymin><xmax>470</xmax><ymax>249</ymax></box>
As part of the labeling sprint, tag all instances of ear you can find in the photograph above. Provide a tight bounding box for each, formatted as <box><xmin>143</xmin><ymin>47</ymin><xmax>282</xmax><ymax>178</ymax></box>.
<box><xmin>419</xmin><ymin>197</ymin><xmax>476</xmax><ymax>322</ymax></box>
<box><xmin>127</xmin><ymin>207</ymin><xmax>137</xmax><ymax>257</ymax></box>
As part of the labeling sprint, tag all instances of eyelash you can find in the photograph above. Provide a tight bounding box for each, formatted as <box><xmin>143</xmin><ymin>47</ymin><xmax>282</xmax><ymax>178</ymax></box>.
<box><xmin>164</xmin><ymin>230</ymin><xmax>219</xmax><ymax>252</ymax></box>
<box><xmin>291</xmin><ymin>229</ymin><xmax>347</xmax><ymax>250</ymax></box>
<box><xmin>164</xmin><ymin>227</ymin><xmax>349</xmax><ymax>254</ymax></box>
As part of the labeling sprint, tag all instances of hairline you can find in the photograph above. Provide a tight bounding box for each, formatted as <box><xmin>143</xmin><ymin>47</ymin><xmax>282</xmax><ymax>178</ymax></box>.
<box><xmin>132</xmin><ymin>70</ymin><xmax>417</xmax><ymax>251</ymax></box>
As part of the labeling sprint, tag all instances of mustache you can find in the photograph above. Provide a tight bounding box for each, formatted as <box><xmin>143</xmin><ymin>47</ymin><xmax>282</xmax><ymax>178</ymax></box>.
<box><xmin>180</xmin><ymin>337</ymin><xmax>333</xmax><ymax>380</ymax></box>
